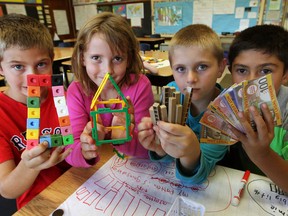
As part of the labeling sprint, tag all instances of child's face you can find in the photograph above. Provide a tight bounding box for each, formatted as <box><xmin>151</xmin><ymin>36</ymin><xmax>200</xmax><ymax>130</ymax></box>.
<box><xmin>0</xmin><ymin>46</ymin><xmax>53</xmax><ymax>103</ymax></box>
<box><xmin>230</xmin><ymin>50</ymin><xmax>288</xmax><ymax>94</ymax></box>
<box><xmin>82</xmin><ymin>34</ymin><xmax>128</xmax><ymax>88</ymax></box>
<box><xmin>170</xmin><ymin>45</ymin><xmax>224</xmax><ymax>102</ymax></box>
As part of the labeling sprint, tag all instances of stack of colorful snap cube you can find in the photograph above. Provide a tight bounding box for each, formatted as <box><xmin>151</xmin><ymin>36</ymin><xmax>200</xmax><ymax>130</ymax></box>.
<box><xmin>26</xmin><ymin>74</ymin><xmax>74</xmax><ymax>149</ymax></box>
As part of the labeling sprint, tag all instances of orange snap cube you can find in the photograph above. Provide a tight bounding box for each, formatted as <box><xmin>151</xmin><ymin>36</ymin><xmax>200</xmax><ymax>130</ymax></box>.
<box><xmin>28</xmin><ymin>86</ymin><xmax>41</xmax><ymax>97</ymax></box>
<box><xmin>58</xmin><ymin>116</ymin><xmax>71</xmax><ymax>127</ymax></box>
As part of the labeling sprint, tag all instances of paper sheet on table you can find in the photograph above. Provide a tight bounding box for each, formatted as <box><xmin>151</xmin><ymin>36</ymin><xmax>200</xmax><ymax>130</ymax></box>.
<box><xmin>52</xmin><ymin>156</ymin><xmax>288</xmax><ymax>216</ymax></box>
<box><xmin>150</xmin><ymin>59</ymin><xmax>170</xmax><ymax>68</ymax></box>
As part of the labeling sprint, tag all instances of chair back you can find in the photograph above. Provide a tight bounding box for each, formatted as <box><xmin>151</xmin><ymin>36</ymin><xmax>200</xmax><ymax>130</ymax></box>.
<box><xmin>140</xmin><ymin>43</ymin><xmax>151</xmax><ymax>52</ymax></box>
<box><xmin>160</xmin><ymin>43</ymin><xmax>169</xmax><ymax>51</ymax></box>
<box><xmin>132</xmin><ymin>27</ymin><xmax>145</xmax><ymax>37</ymax></box>
<box><xmin>58</xmin><ymin>42</ymin><xmax>74</xmax><ymax>47</ymax></box>
<box><xmin>150</xmin><ymin>34</ymin><xmax>161</xmax><ymax>38</ymax></box>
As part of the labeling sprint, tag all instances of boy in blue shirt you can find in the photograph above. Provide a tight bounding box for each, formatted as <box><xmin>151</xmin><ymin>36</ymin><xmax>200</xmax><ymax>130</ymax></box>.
<box><xmin>138</xmin><ymin>24</ymin><xmax>228</xmax><ymax>184</ymax></box>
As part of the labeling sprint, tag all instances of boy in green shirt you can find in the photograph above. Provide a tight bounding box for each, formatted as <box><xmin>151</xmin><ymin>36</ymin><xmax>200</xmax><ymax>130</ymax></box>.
<box><xmin>226</xmin><ymin>24</ymin><xmax>288</xmax><ymax>192</ymax></box>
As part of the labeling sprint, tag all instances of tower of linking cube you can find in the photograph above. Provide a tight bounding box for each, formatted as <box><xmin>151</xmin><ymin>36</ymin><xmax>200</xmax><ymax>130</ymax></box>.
<box><xmin>26</xmin><ymin>74</ymin><xmax>74</xmax><ymax>150</ymax></box>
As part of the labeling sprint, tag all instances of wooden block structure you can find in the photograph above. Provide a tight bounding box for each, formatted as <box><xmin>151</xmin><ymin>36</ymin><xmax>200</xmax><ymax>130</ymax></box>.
<box><xmin>149</xmin><ymin>86</ymin><xmax>193</xmax><ymax>127</ymax></box>
<box><xmin>26</xmin><ymin>74</ymin><xmax>74</xmax><ymax>149</ymax></box>
<box><xmin>148</xmin><ymin>86</ymin><xmax>193</xmax><ymax>145</ymax></box>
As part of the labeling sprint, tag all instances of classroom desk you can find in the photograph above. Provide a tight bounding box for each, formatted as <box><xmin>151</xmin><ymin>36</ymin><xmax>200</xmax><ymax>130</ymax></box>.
<box><xmin>143</xmin><ymin>50</ymin><xmax>172</xmax><ymax>76</ymax></box>
<box><xmin>14</xmin><ymin>144</ymin><xmax>288</xmax><ymax>216</ymax></box>
<box><xmin>0</xmin><ymin>86</ymin><xmax>8</xmax><ymax>92</ymax></box>
<box><xmin>60</xmin><ymin>50</ymin><xmax>174</xmax><ymax>88</ymax></box>
<box><xmin>54</xmin><ymin>47</ymin><xmax>74</xmax><ymax>62</ymax></box>
<box><xmin>13</xmin><ymin>145</ymin><xmax>115</xmax><ymax>216</ymax></box>
<box><xmin>62</xmin><ymin>38</ymin><xmax>167</xmax><ymax>50</ymax></box>
<box><xmin>137</xmin><ymin>37</ymin><xmax>165</xmax><ymax>50</ymax></box>
<box><xmin>53</xmin><ymin>47</ymin><xmax>74</xmax><ymax>87</ymax></box>
<box><xmin>63</xmin><ymin>38</ymin><xmax>77</xmax><ymax>44</ymax></box>
<box><xmin>143</xmin><ymin>51</ymin><xmax>174</xmax><ymax>91</ymax></box>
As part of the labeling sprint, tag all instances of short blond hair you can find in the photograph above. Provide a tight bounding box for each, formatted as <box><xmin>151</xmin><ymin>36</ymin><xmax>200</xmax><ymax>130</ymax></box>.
<box><xmin>72</xmin><ymin>12</ymin><xmax>143</xmax><ymax>95</ymax></box>
<box><xmin>169</xmin><ymin>24</ymin><xmax>223</xmax><ymax>64</ymax></box>
<box><xmin>0</xmin><ymin>13</ymin><xmax>54</xmax><ymax>61</ymax></box>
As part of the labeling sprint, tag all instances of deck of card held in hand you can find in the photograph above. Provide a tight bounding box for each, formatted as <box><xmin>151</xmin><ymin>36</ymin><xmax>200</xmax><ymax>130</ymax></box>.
<box><xmin>200</xmin><ymin>74</ymin><xmax>282</xmax><ymax>145</ymax></box>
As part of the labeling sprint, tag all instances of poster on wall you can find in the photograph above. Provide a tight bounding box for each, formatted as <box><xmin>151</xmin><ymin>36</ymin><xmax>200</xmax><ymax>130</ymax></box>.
<box><xmin>157</xmin><ymin>5</ymin><xmax>182</xmax><ymax>26</ymax></box>
<box><xmin>126</xmin><ymin>3</ymin><xmax>144</xmax><ymax>19</ymax></box>
<box><xmin>112</xmin><ymin>5</ymin><xmax>126</xmax><ymax>17</ymax></box>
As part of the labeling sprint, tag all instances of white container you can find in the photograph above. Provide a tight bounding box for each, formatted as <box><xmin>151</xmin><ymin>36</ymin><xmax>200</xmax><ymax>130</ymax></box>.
<box><xmin>167</xmin><ymin>196</ymin><xmax>205</xmax><ymax>216</ymax></box>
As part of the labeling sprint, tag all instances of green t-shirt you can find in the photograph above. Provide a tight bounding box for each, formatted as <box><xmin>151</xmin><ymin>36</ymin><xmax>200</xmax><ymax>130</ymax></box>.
<box><xmin>224</xmin><ymin>85</ymin><xmax>288</xmax><ymax>175</ymax></box>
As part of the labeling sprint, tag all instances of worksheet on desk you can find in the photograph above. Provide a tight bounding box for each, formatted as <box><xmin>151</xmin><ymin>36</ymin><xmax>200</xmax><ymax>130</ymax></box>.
<box><xmin>150</xmin><ymin>60</ymin><xmax>170</xmax><ymax>68</ymax></box>
<box><xmin>52</xmin><ymin>155</ymin><xmax>288</xmax><ymax>216</ymax></box>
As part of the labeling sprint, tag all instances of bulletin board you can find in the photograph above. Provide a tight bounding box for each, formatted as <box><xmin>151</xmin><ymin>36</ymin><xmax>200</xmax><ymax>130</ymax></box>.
<box><xmin>0</xmin><ymin>3</ymin><xmax>46</xmax><ymax>25</ymax></box>
<box><xmin>74</xmin><ymin>1</ymin><xmax>152</xmax><ymax>35</ymax></box>
<box><xmin>263</xmin><ymin>0</ymin><xmax>284</xmax><ymax>25</ymax></box>
<box><xmin>154</xmin><ymin>0</ymin><xmax>261</xmax><ymax>35</ymax></box>
<box><xmin>0</xmin><ymin>1</ymin><xmax>77</xmax><ymax>40</ymax></box>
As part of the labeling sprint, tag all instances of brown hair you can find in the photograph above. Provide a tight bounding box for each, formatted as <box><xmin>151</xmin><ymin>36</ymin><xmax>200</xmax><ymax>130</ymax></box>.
<box><xmin>72</xmin><ymin>12</ymin><xmax>143</xmax><ymax>95</ymax></box>
<box><xmin>0</xmin><ymin>13</ymin><xmax>54</xmax><ymax>61</ymax></box>
<box><xmin>169</xmin><ymin>24</ymin><xmax>224</xmax><ymax>64</ymax></box>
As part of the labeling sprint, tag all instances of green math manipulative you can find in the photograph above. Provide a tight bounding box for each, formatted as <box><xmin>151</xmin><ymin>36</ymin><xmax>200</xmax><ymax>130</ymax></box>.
<box><xmin>90</xmin><ymin>73</ymin><xmax>132</xmax><ymax>149</ymax></box>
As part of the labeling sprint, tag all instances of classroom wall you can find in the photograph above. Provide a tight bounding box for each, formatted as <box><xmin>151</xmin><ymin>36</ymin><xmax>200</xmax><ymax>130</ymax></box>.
<box><xmin>151</xmin><ymin>0</ymin><xmax>286</xmax><ymax>36</ymax></box>
<box><xmin>0</xmin><ymin>0</ymin><xmax>286</xmax><ymax>40</ymax></box>
<box><xmin>0</xmin><ymin>0</ymin><xmax>76</xmax><ymax>40</ymax></box>
<box><xmin>73</xmin><ymin>0</ymin><xmax>152</xmax><ymax>36</ymax></box>
<box><xmin>152</xmin><ymin>0</ymin><xmax>261</xmax><ymax>35</ymax></box>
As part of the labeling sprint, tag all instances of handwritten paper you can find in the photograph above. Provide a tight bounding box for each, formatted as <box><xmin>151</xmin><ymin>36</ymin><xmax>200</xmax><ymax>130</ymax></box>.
<box><xmin>213</xmin><ymin>0</ymin><xmax>235</xmax><ymax>14</ymax></box>
<box><xmin>53</xmin><ymin>156</ymin><xmax>288</xmax><ymax>216</ymax></box>
<box><xmin>74</xmin><ymin>4</ymin><xmax>97</xmax><ymax>30</ymax></box>
<box><xmin>6</xmin><ymin>4</ymin><xmax>26</xmax><ymax>15</ymax></box>
<box><xmin>193</xmin><ymin>0</ymin><xmax>213</xmax><ymax>27</ymax></box>
<box><xmin>53</xmin><ymin>10</ymin><xmax>70</xmax><ymax>35</ymax></box>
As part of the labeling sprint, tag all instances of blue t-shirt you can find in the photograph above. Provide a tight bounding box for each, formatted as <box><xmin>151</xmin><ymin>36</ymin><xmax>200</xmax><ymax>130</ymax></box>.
<box><xmin>149</xmin><ymin>82</ymin><xmax>228</xmax><ymax>184</ymax></box>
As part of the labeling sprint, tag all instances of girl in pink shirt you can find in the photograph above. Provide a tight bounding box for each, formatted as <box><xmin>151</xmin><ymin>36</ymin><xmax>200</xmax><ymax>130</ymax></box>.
<box><xmin>66</xmin><ymin>12</ymin><xmax>154</xmax><ymax>167</ymax></box>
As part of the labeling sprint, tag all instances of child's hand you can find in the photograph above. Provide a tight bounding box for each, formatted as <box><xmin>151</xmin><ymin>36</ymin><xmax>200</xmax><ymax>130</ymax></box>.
<box><xmin>155</xmin><ymin>121</ymin><xmax>200</xmax><ymax>172</ymax></box>
<box><xmin>80</xmin><ymin>121</ymin><xmax>101</xmax><ymax>160</ymax></box>
<box><xmin>229</xmin><ymin>103</ymin><xmax>275</xmax><ymax>162</ymax></box>
<box><xmin>138</xmin><ymin>117</ymin><xmax>166</xmax><ymax>157</ymax></box>
<box><xmin>111</xmin><ymin>96</ymin><xmax>135</xmax><ymax>140</ymax></box>
<box><xmin>21</xmin><ymin>142</ymin><xmax>71</xmax><ymax>171</ymax></box>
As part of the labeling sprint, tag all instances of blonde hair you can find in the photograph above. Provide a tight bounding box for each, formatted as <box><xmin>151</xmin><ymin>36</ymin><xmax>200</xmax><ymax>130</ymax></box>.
<box><xmin>169</xmin><ymin>24</ymin><xmax>223</xmax><ymax>64</ymax></box>
<box><xmin>0</xmin><ymin>13</ymin><xmax>54</xmax><ymax>61</ymax></box>
<box><xmin>72</xmin><ymin>12</ymin><xmax>143</xmax><ymax>95</ymax></box>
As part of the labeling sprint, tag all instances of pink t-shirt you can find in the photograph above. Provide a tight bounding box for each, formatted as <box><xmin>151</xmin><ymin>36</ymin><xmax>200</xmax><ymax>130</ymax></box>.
<box><xmin>66</xmin><ymin>74</ymin><xmax>154</xmax><ymax>167</ymax></box>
